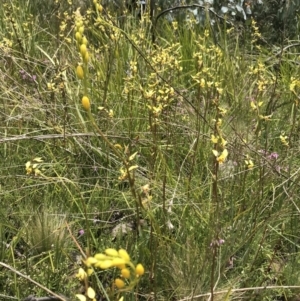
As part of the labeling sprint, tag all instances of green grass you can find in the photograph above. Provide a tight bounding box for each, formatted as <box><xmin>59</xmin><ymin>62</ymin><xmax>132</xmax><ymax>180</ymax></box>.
<box><xmin>1</xmin><ymin>1</ymin><xmax>300</xmax><ymax>301</ymax></box>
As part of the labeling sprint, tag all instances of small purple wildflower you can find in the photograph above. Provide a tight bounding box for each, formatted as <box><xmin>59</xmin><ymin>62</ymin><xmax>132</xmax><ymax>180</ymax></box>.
<box><xmin>20</xmin><ymin>69</ymin><xmax>27</xmax><ymax>80</ymax></box>
<box><xmin>78</xmin><ymin>229</ymin><xmax>84</xmax><ymax>237</ymax></box>
<box><xmin>268</xmin><ymin>152</ymin><xmax>279</xmax><ymax>160</ymax></box>
<box><xmin>218</xmin><ymin>239</ymin><xmax>225</xmax><ymax>245</ymax></box>
<box><xmin>19</xmin><ymin>69</ymin><xmax>37</xmax><ymax>82</ymax></box>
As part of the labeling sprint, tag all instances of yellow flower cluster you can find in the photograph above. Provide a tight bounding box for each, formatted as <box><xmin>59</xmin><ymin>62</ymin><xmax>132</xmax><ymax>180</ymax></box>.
<box><xmin>290</xmin><ymin>77</ymin><xmax>300</xmax><ymax>93</ymax></box>
<box><xmin>251</xmin><ymin>18</ymin><xmax>261</xmax><ymax>42</ymax></box>
<box><xmin>211</xmin><ymin>116</ymin><xmax>228</xmax><ymax>165</ymax></box>
<box><xmin>76</xmin><ymin>248</ymin><xmax>145</xmax><ymax>301</ymax></box>
<box><xmin>74</xmin><ymin>9</ymin><xmax>91</xmax><ymax>111</ymax></box>
<box><xmin>248</xmin><ymin>61</ymin><xmax>271</xmax><ymax>92</ymax></box>
<box><xmin>75</xmin><ymin>12</ymin><xmax>89</xmax><ymax>64</ymax></box>
<box><xmin>93</xmin><ymin>0</ymin><xmax>103</xmax><ymax>14</ymax></box>
<box><xmin>192</xmin><ymin>40</ymin><xmax>224</xmax><ymax>95</ymax></box>
<box><xmin>25</xmin><ymin>157</ymin><xmax>44</xmax><ymax>176</ymax></box>
<box><xmin>280</xmin><ymin>134</ymin><xmax>289</xmax><ymax>147</ymax></box>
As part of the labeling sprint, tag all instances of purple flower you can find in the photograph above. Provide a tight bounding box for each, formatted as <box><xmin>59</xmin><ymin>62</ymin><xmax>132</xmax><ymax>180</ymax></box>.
<box><xmin>19</xmin><ymin>69</ymin><xmax>37</xmax><ymax>82</ymax></box>
<box><xmin>20</xmin><ymin>70</ymin><xmax>27</xmax><ymax>80</ymax></box>
<box><xmin>218</xmin><ymin>239</ymin><xmax>225</xmax><ymax>245</ymax></box>
<box><xmin>268</xmin><ymin>152</ymin><xmax>279</xmax><ymax>160</ymax></box>
<box><xmin>78</xmin><ymin>229</ymin><xmax>84</xmax><ymax>237</ymax></box>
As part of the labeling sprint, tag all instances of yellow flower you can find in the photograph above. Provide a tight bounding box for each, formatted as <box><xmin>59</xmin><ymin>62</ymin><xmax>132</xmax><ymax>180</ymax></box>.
<box><xmin>211</xmin><ymin>135</ymin><xmax>218</xmax><ymax>144</ymax></box>
<box><xmin>212</xmin><ymin>149</ymin><xmax>228</xmax><ymax>164</ymax></box>
<box><xmin>76</xmin><ymin>268</ymin><xmax>87</xmax><ymax>281</ymax></box>
<box><xmin>25</xmin><ymin>161</ymin><xmax>32</xmax><ymax>174</ymax></box>
<box><xmin>220</xmin><ymin>138</ymin><xmax>227</xmax><ymax>147</ymax></box>
<box><xmin>33</xmin><ymin>157</ymin><xmax>43</xmax><ymax>163</ymax></box>
<box><xmin>245</xmin><ymin>159</ymin><xmax>254</xmax><ymax>169</ymax></box>
<box><xmin>280</xmin><ymin>134</ymin><xmax>289</xmax><ymax>146</ymax></box>
<box><xmin>200</xmin><ymin>78</ymin><xmax>206</xmax><ymax>88</ymax></box>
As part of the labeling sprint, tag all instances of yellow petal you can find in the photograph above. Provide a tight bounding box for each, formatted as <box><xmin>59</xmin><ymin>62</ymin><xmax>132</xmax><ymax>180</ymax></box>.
<box><xmin>87</xmin><ymin>287</ymin><xmax>96</xmax><ymax>299</ymax></box>
<box><xmin>76</xmin><ymin>294</ymin><xmax>86</xmax><ymax>301</ymax></box>
<box><xmin>105</xmin><ymin>248</ymin><xmax>119</xmax><ymax>257</ymax></box>
<box><xmin>111</xmin><ymin>258</ymin><xmax>126</xmax><ymax>268</ymax></box>
<box><xmin>129</xmin><ymin>151</ymin><xmax>138</xmax><ymax>161</ymax></box>
<box><xmin>84</xmin><ymin>257</ymin><xmax>98</xmax><ymax>267</ymax></box>
<box><xmin>250</xmin><ymin>101</ymin><xmax>256</xmax><ymax>109</ymax></box>
<box><xmin>94</xmin><ymin>253</ymin><xmax>107</xmax><ymax>261</ymax></box>
<box><xmin>211</xmin><ymin>135</ymin><xmax>218</xmax><ymax>144</ymax></box>
<box><xmin>128</xmin><ymin>165</ymin><xmax>139</xmax><ymax>171</ymax></box>
<box><xmin>118</xmin><ymin>249</ymin><xmax>130</xmax><ymax>261</ymax></box>
<box><xmin>98</xmin><ymin>260</ymin><xmax>113</xmax><ymax>269</ymax></box>
<box><xmin>212</xmin><ymin>150</ymin><xmax>219</xmax><ymax>157</ymax></box>
<box><xmin>33</xmin><ymin>157</ymin><xmax>43</xmax><ymax>162</ymax></box>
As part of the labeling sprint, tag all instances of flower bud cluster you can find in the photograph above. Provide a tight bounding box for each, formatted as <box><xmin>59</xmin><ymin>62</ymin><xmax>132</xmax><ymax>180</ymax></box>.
<box><xmin>74</xmin><ymin>9</ymin><xmax>91</xmax><ymax>111</ymax></box>
<box><xmin>75</xmin><ymin>11</ymin><xmax>89</xmax><ymax>64</ymax></box>
<box><xmin>25</xmin><ymin>157</ymin><xmax>44</xmax><ymax>176</ymax></box>
<box><xmin>76</xmin><ymin>248</ymin><xmax>144</xmax><ymax>301</ymax></box>
<box><xmin>86</xmin><ymin>248</ymin><xmax>144</xmax><ymax>289</ymax></box>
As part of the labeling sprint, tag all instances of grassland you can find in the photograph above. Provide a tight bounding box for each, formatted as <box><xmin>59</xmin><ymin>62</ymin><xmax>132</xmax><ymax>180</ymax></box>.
<box><xmin>1</xmin><ymin>1</ymin><xmax>300</xmax><ymax>301</ymax></box>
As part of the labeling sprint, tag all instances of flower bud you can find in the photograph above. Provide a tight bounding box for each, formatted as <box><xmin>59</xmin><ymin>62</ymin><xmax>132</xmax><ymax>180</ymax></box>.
<box><xmin>83</xmin><ymin>52</ymin><xmax>89</xmax><ymax>64</ymax></box>
<box><xmin>75</xmin><ymin>32</ymin><xmax>82</xmax><ymax>43</ymax></box>
<box><xmin>82</xmin><ymin>96</ymin><xmax>90</xmax><ymax>111</ymax></box>
<box><xmin>78</xmin><ymin>26</ymin><xmax>84</xmax><ymax>34</ymax></box>
<box><xmin>76</xmin><ymin>65</ymin><xmax>84</xmax><ymax>79</ymax></box>
<box><xmin>135</xmin><ymin>264</ymin><xmax>145</xmax><ymax>276</ymax></box>
<box><xmin>105</xmin><ymin>248</ymin><xmax>119</xmax><ymax>257</ymax></box>
<box><xmin>115</xmin><ymin>278</ymin><xmax>125</xmax><ymax>289</ymax></box>
<box><xmin>82</xmin><ymin>36</ymin><xmax>88</xmax><ymax>46</ymax></box>
<box><xmin>97</xmin><ymin>4</ymin><xmax>103</xmax><ymax>13</ymax></box>
<box><xmin>121</xmin><ymin>268</ymin><xmax>130</xmax><ymax>279</ymax></box>
<box><xmin>80</xmin><ymin>44</ymin><xmax>87</xmax><ymax>58</ymax></box>
<box><xmin>118</xmin><ymin>249</ymin><xmax>130</xmax><ymax>261</ymax></box>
